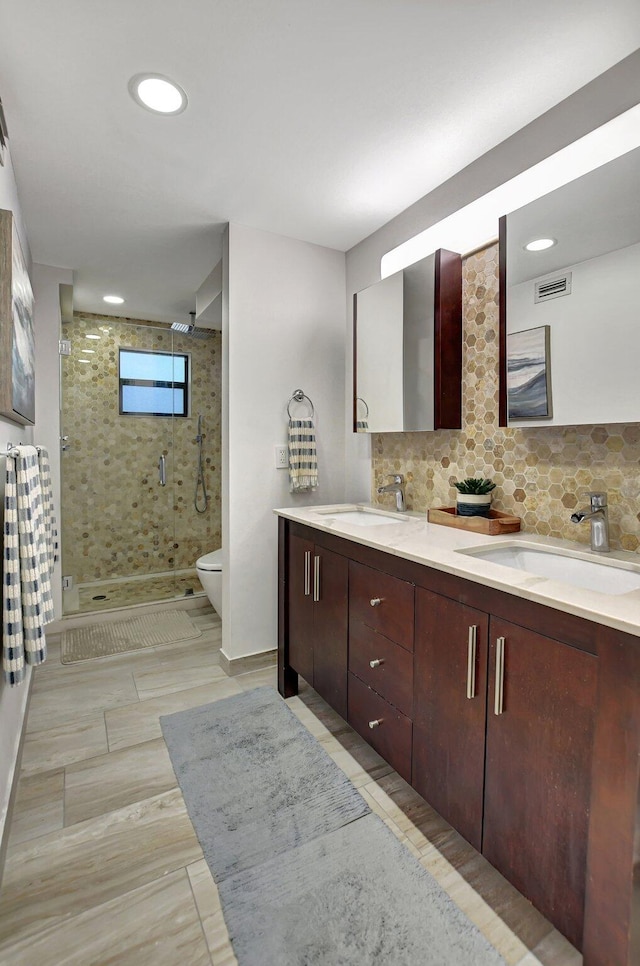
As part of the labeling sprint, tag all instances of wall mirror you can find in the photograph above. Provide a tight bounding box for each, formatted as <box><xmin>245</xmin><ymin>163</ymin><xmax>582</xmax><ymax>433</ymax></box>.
<box><xmin>353</xmin><ymin>249</ymin><xmax>462</xmax><ymax>434</ymax></box>
<box><xmin>499</xmin><ymin>146</ymin><xmax>640</xmax><ymax>427</ymax></box>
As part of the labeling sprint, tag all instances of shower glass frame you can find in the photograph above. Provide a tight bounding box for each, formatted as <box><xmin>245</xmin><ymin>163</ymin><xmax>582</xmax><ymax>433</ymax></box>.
<box><xmin>59</xmin><ymin>318</ymin><xmax>186</xmax><ymax>615</ymax></box>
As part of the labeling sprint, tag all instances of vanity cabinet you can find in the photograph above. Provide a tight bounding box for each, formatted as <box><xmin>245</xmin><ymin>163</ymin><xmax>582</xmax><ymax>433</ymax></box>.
<box><xmin>412</xmin><ymin>590</ymin><xmax>489</xmax><ymax>851</ymax></box>
<box><xmin>278</xmin><ymin>517</ymin><xmax>640</xmax><ymax>965</ymax></box>
<box><xmin>286</xmin><ymin>532</ymin><xmax>348</xmax><ymax>718</ymax></box>
<box><xmin>348</xmin><ymin>672</ymin><xmax>413</xmax><ymax>782</ymax></box>
<box><xmin>347</xmin><ymin>560</ymin><xmax>415</xmax><ymax>781</ymax></box>
<box><xmin>483</xmin><ymin>618</ymin><xmax>597</xmax><ymax>950</ymax></box>
<box><xmin>412</xmin><ymin>592</ymin><xmax>596</xmax><ymax>948</ymax></box>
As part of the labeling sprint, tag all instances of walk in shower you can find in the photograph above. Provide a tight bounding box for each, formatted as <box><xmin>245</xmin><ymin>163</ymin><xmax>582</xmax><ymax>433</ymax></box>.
<box><xmin>60</xmin><ymin>313</ymin><xmax>221</xmax><ymax>615</ymax></box>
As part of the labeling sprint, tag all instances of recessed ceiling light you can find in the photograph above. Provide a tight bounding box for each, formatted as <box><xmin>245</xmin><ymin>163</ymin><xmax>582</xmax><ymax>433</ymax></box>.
<box><xmin>103</xmin><ymin>294</ymin><xmax>125</xmax><ymax>304</ymax></box>
<box><xmin>82</xmin><ymin>349</ymin><xmax>95</xmax><ymax>354</ymax></box>
<box><xmin>128</xmin><ymin>73</ymin><xmax>187</xmax><ymax>115</ymax></box>
<box><xmin>86</xmin><ymin>334</ymin><xmax>101</xmax><ymax>340</ymax></box>
<box><xmin>524</xmin><ymin>238</ymin><xmax>557</xmax><ymax>252</ymax></box>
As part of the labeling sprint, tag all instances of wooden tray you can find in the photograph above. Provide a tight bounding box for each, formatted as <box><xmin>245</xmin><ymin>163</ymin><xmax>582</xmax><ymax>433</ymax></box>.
<box><xmin>427</xmin><ymin>507</ymin><xmax>521</xmax><ymax>535</ymax></box>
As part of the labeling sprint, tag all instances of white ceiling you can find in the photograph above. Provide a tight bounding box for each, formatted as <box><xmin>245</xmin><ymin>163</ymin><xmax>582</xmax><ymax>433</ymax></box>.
<box><xmin>0</xmin><ymin>1</ymin><xmax>639</xmax><ymax>322</ymax></box>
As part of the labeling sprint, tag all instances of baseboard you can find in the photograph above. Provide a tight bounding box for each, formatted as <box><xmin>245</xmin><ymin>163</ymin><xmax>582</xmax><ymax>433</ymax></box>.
<box><xmin>219</xmin><ymin>648</ymin><xmax>277</xmax><ymax>677</ymax></box>
<box><xmin>49</xmin><ymin>592</ymin><xmax>211</xmax><ymax>633</ymax></box>
<box><xmin>0</xmin><ymin>669</ymin><xmax>34</xmax><ymax>887</ymax></box>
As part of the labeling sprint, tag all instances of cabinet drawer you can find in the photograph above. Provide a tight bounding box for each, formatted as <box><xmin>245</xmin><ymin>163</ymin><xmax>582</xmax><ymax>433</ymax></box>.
<box><xmin>348</xmin><ymin>673</ymin><xmax>412</xmax><ymax>782</ymax></box>
<box><xmin>349</xmin><ymin>560</ymin><xmax>414</xmax><ymax>650</ymax></box>
<box><xmin>349</xmin><ymin>621</ymin><xmax>413</xmax><ymax>717</ymax></box>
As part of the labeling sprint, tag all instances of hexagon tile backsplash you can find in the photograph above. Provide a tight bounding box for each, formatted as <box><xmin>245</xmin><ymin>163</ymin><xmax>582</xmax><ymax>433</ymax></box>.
<box><xmin>372</xmin><ymin>243</ymin><xmax>640</xmax><ymax>551</ymax></box>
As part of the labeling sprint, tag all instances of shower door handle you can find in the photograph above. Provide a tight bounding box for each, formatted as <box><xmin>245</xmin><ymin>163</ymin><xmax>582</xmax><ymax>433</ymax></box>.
<box><xmin>158</xmin><ymin>454</ymin><xmax>166</xmax><ymax>486</ymax></box>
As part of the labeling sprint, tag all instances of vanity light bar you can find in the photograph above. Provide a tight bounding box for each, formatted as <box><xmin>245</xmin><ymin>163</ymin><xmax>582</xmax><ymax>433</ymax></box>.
<box><xmin>381</xmin><ymin>102</ymin><xmax>640</xmax><ymax>277</ymax></box>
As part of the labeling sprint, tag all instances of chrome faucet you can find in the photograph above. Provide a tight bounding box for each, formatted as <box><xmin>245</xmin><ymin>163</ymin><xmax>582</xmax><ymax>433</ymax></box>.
<box><xmin>570</xmin><ymin>492</ymin><xmax>610</xmax><ymax>553</ymax></box>
<box><xmin>377</xmin><ymin>474</ymin><xmax>406</xmax><ymax>512</ymax></box>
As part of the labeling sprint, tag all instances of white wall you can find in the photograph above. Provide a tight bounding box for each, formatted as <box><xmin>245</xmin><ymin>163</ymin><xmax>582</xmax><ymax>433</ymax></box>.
<box><xmin>0</xmin><ymin>147</ymin><xmax>33</xmax><ymax>857</ymax></box>
<box><xmin>507</xmin><ymin>241</ymin><xmax>640</xmax><ymax>427</ymax></box>
<box><xmin>223</xmin><ymin>223</ymin><xmax>346</xmax><ymax>661</ymax></box>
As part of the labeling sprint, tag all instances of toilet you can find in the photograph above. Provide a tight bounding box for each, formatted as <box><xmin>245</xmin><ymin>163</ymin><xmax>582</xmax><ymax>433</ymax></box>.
<box><xmin>196</xmin><ymin>549</ymin><xmax>223</xmax><ymax>617</ymax></box>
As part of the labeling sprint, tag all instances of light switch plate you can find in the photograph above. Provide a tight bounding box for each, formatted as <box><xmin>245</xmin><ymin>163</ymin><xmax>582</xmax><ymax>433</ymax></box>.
<box><xmin>275</xmin><ymin>445</ymin><xmax>288</xmax><ymax>469</ymax></box>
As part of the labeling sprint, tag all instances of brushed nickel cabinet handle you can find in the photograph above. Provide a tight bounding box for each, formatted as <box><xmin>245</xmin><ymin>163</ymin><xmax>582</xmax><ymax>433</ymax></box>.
<box><xmin>369</xmin><ymin>659</ymin><xmax>384</xmax><ymax>669</ymax></box>
<box><xmin>368</xmin><ymin>719</ymin><xmax>383</xmax><ymax>729</ymax></box>
<box><xmin>370</xmin><ymin>597</ymin><xmax>382</xmax><ymax>607</ymax></box>
<box><xmin>494</xmin><ymin>636</ymin><xmax>505</xmax><ymax>715</ymax></box>
<box><xmin>466</xmin><ymin>625</ymin><xmax>477</xmax><ymax>700</ymax></box>
<box><xmin>313</xmin><ymin>555</ymin><xmax>321</xmax><ymax>603</ymax></box>
<box><xmin>303</xmin><ymin>550</ymin><xmax>311</xmax><ymax>596</ymax></box>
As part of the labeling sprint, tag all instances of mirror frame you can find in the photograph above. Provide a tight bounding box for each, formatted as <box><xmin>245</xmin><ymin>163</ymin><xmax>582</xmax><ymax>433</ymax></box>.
<box><xmin>498</xmin><ymin>215</ymin><xmax>508</xmax><ymax>426</ymax></box>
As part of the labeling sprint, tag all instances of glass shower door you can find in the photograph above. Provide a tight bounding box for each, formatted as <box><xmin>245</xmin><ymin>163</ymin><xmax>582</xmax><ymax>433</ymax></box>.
<box><xmin>60</xmin><ymin>317</ymin><xmax>179</xmax><ymax>614</ymax></box>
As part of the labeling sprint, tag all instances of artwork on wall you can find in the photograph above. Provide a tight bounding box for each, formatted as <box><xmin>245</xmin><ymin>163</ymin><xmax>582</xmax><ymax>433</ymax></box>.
<box><xmin>507</xmin><ymin>325</ymin><xmax>552</xmax><ymax>420</ymax></box>
<box><xmin>0</xmin><ymin>208</ymin><xmax>35</xmax><ymax>425</ymax></box>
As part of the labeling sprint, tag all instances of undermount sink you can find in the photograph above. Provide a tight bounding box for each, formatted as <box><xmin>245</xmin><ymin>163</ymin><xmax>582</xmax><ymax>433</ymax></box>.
<box><xmin>316</xmin><ymin>507</ymin><xmax>410</xmax><ymax>527</ymax></box>
<box><xmin>458</xmin><ymin>542</ymin><xmax>640</xmax><ymax>596</ymax></box>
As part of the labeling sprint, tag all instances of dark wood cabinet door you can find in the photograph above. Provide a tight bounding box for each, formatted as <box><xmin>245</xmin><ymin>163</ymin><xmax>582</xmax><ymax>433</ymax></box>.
<box><xmin>349</xmin><ymin>621</ymin><xmax>413</xmax><ymax>717</ymax></box>
<box><xmin>349</xmin><ymin>560</ymin><xmax>414</xmax><ymax>650</ymax></box>
<box><xmin>348</xmin><ymin>673</ymin><xmax>412</xmax><ymax>783</ymax></box>
<box><xmin>483</xmin><ymin>618</ymin><xmax>597</xmax><ymax>951</ymax></box>
<box><xmin>412</xmin><ymin>589</ymin><xmax>488</xmax><ymax>851</ymax></box>
<box><xmin>313</xmin><ymin>547</ymin><xmax>348</xmax><ymax>718</ymax></box>
<box><xmin>287</xmin><ymin>533</ymin><xmax>315</xmax><ymax>684</ymax></box>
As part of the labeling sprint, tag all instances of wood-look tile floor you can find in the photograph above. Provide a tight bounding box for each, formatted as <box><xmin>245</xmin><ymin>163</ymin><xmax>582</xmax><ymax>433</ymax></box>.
<box><xmin>0</xmin><ymin>605</ymin><xmax>582</xmax><ymax>965</ymax></box>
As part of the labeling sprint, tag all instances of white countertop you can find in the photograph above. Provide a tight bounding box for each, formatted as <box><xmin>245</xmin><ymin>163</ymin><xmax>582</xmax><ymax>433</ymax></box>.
<box><xmin>275</xmin><ymin>503</ymin><xmax>640</xmax><ymax>639</ymax></box>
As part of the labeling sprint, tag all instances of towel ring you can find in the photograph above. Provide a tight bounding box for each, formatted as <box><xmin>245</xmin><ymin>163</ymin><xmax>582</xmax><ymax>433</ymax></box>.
<box><xmin>356</xmin><ymin>397</ymin><xmax>369</xmax><ymax>418</ymax></box>
<box><xmin>287</xmin><ymin>389</ymin><xmax>315</xmax><ymax>419</ymax></box>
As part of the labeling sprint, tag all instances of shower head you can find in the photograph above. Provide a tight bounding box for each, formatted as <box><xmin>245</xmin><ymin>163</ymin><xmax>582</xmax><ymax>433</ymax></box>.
<box><xmin>171</xmin><ymin>312</ymin><xmax>213</xmax><ymax>339</ymax></box>
<box><xmin>188</xmin><ymin>311</ymin><xmax>213</xmax><ymax>339</ymax></box>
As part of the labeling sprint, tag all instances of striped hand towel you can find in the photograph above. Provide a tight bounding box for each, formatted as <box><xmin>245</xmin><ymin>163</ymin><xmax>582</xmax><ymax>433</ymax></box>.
<box><xmin>37</xmin><ymin>446</ymin><xmax>59</xmax><ymax>570</ymax></box>
<box><xmin>288</xmin><ymin>418</ymin><xmax>318</xmax><ymax>493</ymax></box>
<box><xmin>2</xmin><ymin>445</ymin><xmax>55</xmax><ymax>685</ymax></box>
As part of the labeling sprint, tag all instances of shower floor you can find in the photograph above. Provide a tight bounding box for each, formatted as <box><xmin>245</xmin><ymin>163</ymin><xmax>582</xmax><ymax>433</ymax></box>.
<box><xmin>63</xmin><ymin>568</ymin><xmax>205</xmax><ymax>615</ymax></box>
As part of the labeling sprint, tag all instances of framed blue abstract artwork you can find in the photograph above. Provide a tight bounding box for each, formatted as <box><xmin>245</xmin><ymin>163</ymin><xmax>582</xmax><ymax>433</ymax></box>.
<box><xmin>507</xmin><ymin>325</ymin><xmax>552</xmax><ymax>420</ymax></box>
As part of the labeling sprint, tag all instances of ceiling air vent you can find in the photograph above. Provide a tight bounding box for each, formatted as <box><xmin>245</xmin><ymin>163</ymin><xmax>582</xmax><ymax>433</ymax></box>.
<box><xmin>534</xmin><ymin>272</ymin><xmax>572</xmax><ymax>303</ymax></box>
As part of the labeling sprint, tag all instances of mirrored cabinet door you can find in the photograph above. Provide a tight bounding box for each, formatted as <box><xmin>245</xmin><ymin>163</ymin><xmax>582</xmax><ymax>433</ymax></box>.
<box><xmin>353</xmin><ymin>249</ymin><xmax>462</xmax><ymax>434</ymax></box>
<box><xmin>499</xmin><ymin>146</ymin><xmax>640</xmax><ymax>428</ymax></box>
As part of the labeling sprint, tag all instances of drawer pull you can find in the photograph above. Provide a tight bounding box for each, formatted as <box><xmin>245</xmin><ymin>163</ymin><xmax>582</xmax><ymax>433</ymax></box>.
<box><xmin>494</xmin><ymin>636</ymin><xmax>505</xmax><ymax>715</ymax></box>
<box><xmin>303</xmin><ymin>550</ymin><xmax>311</xmax><ymax>597</ymax></box>
<box><xmin>313</xmin><ymin>555</ymin><xmax>321</xmax><ymax>602</ymax></box>
<box><xmin>370</xmin><ymin>597</ymin><xmax>382</xmax><ymax>607</ymax></box>
<box><xmin>368</xmin><ymin>718</ymin><xmax>383</xmax><ymax>729</ymax></box>
<box><xmin>369</xmin><ymin>658</ymin><xmax>384</xmax><ymax>669</ymax></box>
<box><xmin>466</xmin><ymin>625</ymin><xmax>477</xmax><ymax>700</ymax></box>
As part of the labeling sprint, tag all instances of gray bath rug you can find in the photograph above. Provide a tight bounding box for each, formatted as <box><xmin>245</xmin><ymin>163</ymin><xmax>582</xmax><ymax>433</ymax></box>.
<box><xmin>161</xmin><ymin>686</ymin><xmax>369</xmax><ymax>878</ymax></box>
<box><xmin>161</xmin><ymin>687</ymin><xmax>506</xmax><ymax>966</ymax></box>
<box><xmin>61</xmin><ymin>609</ymin><xmax>201</xmax><ymax>663</ymax></box>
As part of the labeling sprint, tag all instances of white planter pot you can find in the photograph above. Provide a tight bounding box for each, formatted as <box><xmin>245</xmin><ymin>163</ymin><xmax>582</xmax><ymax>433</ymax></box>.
<box><xmin>456</xmin><ymin>492</ymin><xmax>492</xmax><ymax>517</ymax></box>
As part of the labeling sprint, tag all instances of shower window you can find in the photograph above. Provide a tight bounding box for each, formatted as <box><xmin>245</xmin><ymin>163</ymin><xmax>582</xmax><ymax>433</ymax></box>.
<box><xmin>119</xmin><ymin>348</ymin><xmax>190</xmax><ymax>416</ymax></box>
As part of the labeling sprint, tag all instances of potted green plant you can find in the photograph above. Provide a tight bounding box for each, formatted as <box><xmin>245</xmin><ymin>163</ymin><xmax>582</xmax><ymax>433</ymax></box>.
<box><xmin>454</xmin><ymin>478</ymin><xmax>496</xmax><ymax>517</ymax></box>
